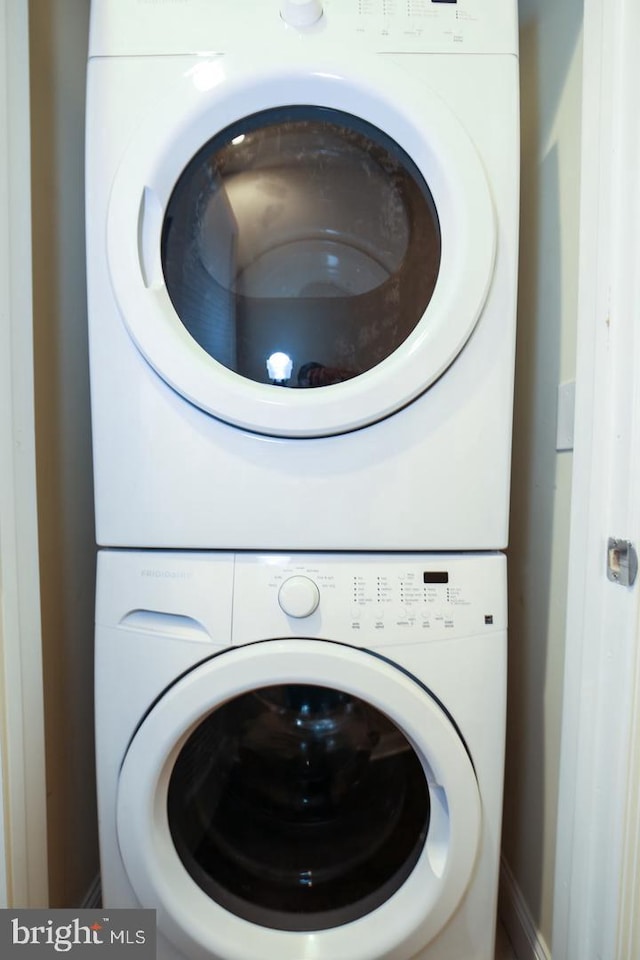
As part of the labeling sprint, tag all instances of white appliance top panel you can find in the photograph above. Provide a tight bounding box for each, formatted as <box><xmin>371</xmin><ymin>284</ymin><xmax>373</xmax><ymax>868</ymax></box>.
<box><xmin>88</xmin><ymin>0</ymin><xmax>518</xmax><ymax>58</ymax></box>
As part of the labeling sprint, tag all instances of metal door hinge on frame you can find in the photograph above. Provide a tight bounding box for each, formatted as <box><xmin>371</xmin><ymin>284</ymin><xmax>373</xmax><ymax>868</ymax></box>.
<box><xmin>607</xmin><ymin>538</ymin><xmax>638</xmax><ymax>586</ymax></box>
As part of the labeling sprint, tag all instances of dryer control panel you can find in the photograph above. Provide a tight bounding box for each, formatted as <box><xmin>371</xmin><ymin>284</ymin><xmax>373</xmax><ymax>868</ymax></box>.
<box><xmin>232</xmin><ymin>552</ymin><xmax>507</xmax><ymax>647</ymax></box>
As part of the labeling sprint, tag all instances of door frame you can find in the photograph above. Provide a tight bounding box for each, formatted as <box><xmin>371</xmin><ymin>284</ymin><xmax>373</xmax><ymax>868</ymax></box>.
<box><xmin>552</xmin><ymin>0</ymin><xmax>640</xmax><ymax>956</ymax></box>
<box><xmin>0</xmin><ymin>0</ymin><xmax>49</xmax><ymax>907</ymax></box>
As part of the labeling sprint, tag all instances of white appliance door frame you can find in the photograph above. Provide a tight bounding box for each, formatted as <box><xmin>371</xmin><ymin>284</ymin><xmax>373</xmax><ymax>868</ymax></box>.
<box><xmin>106</xmin><ymin>51</ymin><xmax>496</xmax><ymax>438</ymax></box>
<box><xmin>116</xmin><ymin>639</ymin><xmax>481</xmax><ymax>960</ymax></box>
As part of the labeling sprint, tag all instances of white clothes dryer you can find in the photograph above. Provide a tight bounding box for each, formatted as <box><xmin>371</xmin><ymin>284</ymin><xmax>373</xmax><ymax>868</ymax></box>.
<box><xmin>85</xmin><ymin>0</ymin><xmax>519</xmax><ymax>550</ymax></box>
<box><xmin>95</xmin><ymin>549</ymin><xmax>507</xmax><ymax>960</ymax></box>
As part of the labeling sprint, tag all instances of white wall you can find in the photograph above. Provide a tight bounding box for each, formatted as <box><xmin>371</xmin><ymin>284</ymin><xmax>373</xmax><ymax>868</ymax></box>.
<box><xmin>29</xmin><ymin>0</ymin><xmax>98</xmax><ymax>907</ymax></box>
<box><xmin>502</xmin><ymin>0</ymin><xmax>583</xmax><ymax>949</ymax></box>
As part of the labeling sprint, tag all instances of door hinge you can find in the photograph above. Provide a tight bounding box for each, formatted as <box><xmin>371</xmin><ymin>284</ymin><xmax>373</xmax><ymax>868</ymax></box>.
<box><xmin>607</xmin><ymin>538</ymin><xmax>638</xmax><ymax>586</ymax></box>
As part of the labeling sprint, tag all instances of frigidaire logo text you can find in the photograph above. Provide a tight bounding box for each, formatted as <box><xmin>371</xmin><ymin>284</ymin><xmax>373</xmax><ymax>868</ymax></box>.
<box><xmin>140</xmin><ymin>568</ymin><xmax>190</xmax><ymax>579</ymax></box>
<box><xmin>10</xmin><ymin>917</ymin><xmax>147</xmax><ymax>952</ymax></box>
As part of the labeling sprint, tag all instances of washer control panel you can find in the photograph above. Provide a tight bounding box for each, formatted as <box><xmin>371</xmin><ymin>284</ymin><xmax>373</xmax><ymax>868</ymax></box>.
<box><xmin>233</xmin><ymin>553</ymin><xmax>506</xmax><ymax>646</ymax></box>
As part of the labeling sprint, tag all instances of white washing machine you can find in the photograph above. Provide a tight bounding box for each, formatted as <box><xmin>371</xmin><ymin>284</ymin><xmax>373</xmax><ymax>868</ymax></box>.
<box><xmin>95</xmin><ymin>550</ymin><xmax>506</xmax><ymax>960</ymax></box>
<box><xmin>85</xmin><ymin>0</ymin><xmax>520</xmax><ymax>551</ymax></box>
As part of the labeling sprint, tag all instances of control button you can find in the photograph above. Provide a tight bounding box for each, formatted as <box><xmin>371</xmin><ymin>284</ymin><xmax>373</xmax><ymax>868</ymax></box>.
<box><xmin>278</xmin><ymin>576</ymin><xmax>320</xmax><ymax>618</ymax></box>
<box><xmin>280</xmin><ymin>0</ymin><xmax>323</xmax><ymax>28</ymax></box>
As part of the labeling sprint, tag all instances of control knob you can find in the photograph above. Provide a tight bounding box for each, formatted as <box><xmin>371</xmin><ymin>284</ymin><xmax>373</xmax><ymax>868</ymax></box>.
<box><xmin>278</xmin><ymin>575</ymin><xmax>320</xmax><ymax>618</ymax></box>
<box><xmin>280</xmin><ymin>0</ymin><xmax>323</xmax><ymax>28</ymax></box>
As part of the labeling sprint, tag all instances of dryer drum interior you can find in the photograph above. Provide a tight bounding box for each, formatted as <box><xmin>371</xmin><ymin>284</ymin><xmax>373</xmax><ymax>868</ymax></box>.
<box><xmin>167</xmin><ymin>682</ymin><xmax>432</xmax><ymax>931</ymax></box>
<box><xmin>161</xmin><ymin>106</ymin><xmax>442</xmax><ymax>389</ymax></box>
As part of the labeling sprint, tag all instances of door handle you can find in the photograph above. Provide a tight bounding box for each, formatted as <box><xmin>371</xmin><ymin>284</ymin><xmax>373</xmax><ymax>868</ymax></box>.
<box><xmin>119</xmin><ymin>608</ymin><xmax>211</xmax><ymax>642</ymax></box>
<box><xmin>137</xmin><ymin>186</ymin><xmax>164</xmax><ymax>289</ymax></box>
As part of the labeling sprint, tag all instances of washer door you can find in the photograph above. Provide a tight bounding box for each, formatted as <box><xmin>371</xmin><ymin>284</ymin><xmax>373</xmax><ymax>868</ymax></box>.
<box><xmin>107</xmin><ymin>51</ymin><xmax>496</xmax><ymax>437</ymax></box>
<box><xmin>116</xmin><ymin>640</ymin><xmax>481</xmax><ymax>960</ymax></box>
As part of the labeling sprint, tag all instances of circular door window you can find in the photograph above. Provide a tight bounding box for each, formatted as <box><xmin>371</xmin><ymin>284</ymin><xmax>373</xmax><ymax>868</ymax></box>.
<box><xmin>107</xmin><ymin>54</ymin><xmax>496</xmax><ymax>436</ymax></box>
<box><xmin>161</xmin><ymin>107</ymin><xmax>441</xmax><ymax>390</ymax></box>
<box><xmin>167</xmin><ymin>683</ymin><xmax>430</xmax><ymax>931</ymax></box>
<box><xmin>116</xmin><ymin>640</ymin><xmax>481</xmax><ymax>960</ymax></box>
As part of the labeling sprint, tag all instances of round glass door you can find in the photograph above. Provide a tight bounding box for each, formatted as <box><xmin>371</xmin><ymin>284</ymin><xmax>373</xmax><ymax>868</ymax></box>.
<box><xmin>167</xmin><ymin>683</ymin><xmax>430</xmax><ymax>931</ymax></box>
<box><xmin>161</xmin><ymin>107</ymin><xmax>441</xmax><ymax>389</ymax></box>
<box><xmin>107</xmin><ymin>55</ymin><xmax>496</xmax><ymax>436</ymax></box>
<box><xmin>116</xmin><ymin>639</ymin><xmax>481</xmax><ymax>960</ymax></box>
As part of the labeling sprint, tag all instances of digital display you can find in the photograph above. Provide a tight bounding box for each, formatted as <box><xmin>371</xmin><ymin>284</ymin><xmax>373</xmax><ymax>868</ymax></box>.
<box><xmin>423</xmin><ymin>572</ymin><xmax>449</xmax><ymax>584</ymax></box>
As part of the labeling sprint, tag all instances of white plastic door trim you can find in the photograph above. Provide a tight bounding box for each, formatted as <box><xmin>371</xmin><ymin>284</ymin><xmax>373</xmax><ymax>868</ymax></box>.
<box><xmin>552</xmin><ymin>0</ymin><xmax>640</xmax><ymax>956</ymax></box>
<box><xmin>0</xmin><ymin>0</ymin><xmax>49</xmax><ymax>907</ymax></box>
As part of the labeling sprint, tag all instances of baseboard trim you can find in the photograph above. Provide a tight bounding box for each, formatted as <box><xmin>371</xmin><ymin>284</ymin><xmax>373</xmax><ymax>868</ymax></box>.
<box><xmin>499</xmin><ymin>856</ymin><xmax>551</xmax><ymax>960</ymax></box>
<box><xmin>80</xmin><ymin>874</ymin><xmax>102</xmax><ymax>909</ymax></box>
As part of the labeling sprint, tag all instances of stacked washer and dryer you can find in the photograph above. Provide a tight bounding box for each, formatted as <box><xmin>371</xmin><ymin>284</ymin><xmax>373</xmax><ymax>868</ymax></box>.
<box><xmin>86</xmin><ymin>1</ymin><xmax>519</xmax><ymax>958</ymax></box>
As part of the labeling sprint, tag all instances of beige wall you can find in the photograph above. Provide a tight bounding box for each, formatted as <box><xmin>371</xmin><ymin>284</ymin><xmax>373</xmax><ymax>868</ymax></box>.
<box><xmin>29</xmin><ymin>0</ymin><xmax>97</xmax><ymax>907</ymax></box>
<box><xmin>503</xmin><ymin>0</ymin><xmax>583</xmax><ymax>946</ymax></box>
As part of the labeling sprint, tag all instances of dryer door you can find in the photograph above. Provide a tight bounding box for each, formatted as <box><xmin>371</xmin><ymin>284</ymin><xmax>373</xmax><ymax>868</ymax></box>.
<box><xmin>107</xmin><ymin>52</ymin><xmax>496</xmax><ymax>437</ymax></box>
<box><xmin>116</xmin><ymin>639</ymin><xmax>481</xmax><ymax>960</ymax></box>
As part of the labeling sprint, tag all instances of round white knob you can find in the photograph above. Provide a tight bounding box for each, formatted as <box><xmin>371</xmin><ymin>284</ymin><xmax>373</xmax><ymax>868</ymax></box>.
<box><xmin>280</xmin><ymin>0</ymin><xmax>323</xmax><ymax>28</ymax></box>
<box><xmin>278</xmin><ymin>576</ymin><xmax>320</xmax><ymax>618</ymax></box>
